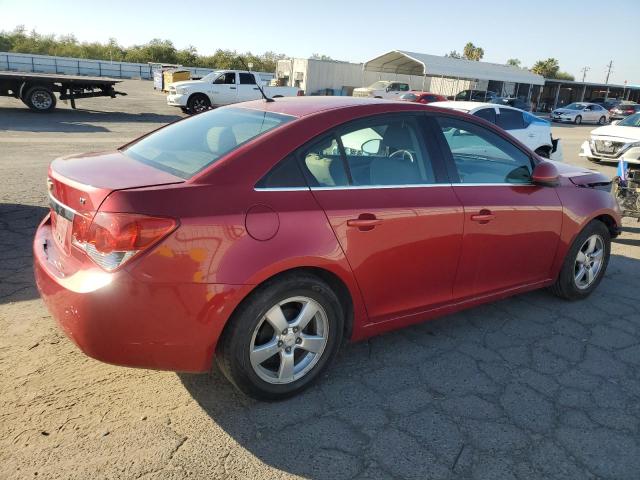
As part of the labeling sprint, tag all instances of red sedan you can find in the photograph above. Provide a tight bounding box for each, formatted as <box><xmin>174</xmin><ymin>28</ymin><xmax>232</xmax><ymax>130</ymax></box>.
<box><xmin>400</xmin><ymin>91</ymin><xmax>448</xmax><ymax>104</ymax></box>
<box><xmin>34</xmin><ymin>97</ymin><xmax>621</xmax><ymax>400</ymax></box>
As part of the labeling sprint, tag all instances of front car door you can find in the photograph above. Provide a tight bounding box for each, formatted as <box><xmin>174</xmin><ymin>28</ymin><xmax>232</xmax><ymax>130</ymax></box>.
<box><xmin>299</xmin><ymin>114</ymin><xmax>464</xmax><ymax>324</ymax></box>
<box><xmin>433</xmin><ymin>115</ymin><xmax>563</xmax><ymax>298</ymax></box>
<box><xmin>210</xmin><ymin>72</ymin><xmax>238</xmax><ymax>105</ymax></box>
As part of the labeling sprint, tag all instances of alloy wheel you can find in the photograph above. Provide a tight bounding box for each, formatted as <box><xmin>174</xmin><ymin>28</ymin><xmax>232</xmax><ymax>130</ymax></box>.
<box><xmin>249</xmin><ymin>296</ymin><xmax>329</xmax><ymax>384</ymax></box>
<box><xmin>574</xmin><ymin>234</ymin><xmax>604</xmax><ymax>289</ymax></box>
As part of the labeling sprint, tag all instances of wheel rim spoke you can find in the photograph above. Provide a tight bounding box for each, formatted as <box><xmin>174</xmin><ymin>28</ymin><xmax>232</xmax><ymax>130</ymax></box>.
<box><xmin>587</xmin><ymin>267</ymin><xmax>595</xmax><ymax>284</ymax></box>
<box><xmin>575</xmin><ymin>265</ymin><xmax>587</xmax><ymax>284</ymax></box>
<box><xmin>293</xmin><ymin>301</ymin><xmax>319</xmax><ymax>331</ymax></box>
<box><xmin>585</xmin><ymin>236</ymin><xmax>597</xmax><ymax>254</ymax></box>
<box><xmin>299</xmin><ymin>334</ymin><xmax>324</xmax><ymax>353</ymax></box>
<box><xmin>278</xmin><ymin>351</ymin><xmax>295</xmax><ymax>382</ymax></box>
<box><xmin>265</xmin><ymin>305</ymin><xmax>289</xmax><ymax>333</ymax></box>
<box><xmin>250</xmin><ymin>339</ymin><xmax>279</xmax><ymax>366</ymax></box>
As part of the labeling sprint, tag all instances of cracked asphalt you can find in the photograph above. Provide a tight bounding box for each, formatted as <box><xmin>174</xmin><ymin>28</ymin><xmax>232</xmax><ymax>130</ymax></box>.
<box><xmin>1</xmin><ymin>80</ymin><xmax>639</xmax><ymax>479</ymax></box>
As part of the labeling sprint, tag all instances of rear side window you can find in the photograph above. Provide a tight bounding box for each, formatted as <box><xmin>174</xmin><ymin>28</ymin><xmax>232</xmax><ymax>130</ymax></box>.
<box><xmin>256</xmin><ymin>155</ymin><xmax>306</xmax><ymax>189</ymax></box>
<box><xmin>474</xmin><ymin>108</ymin><xmax>496</xmax><ymax>124</ymax></box>
<box><xmin>122</xmin><ymin>108</ymin><xmax>293</xmax><ymax>179</ymax></box>
<box><xmin>497</xmin><ymin>109</ymin><xmax>525</xmax><ymax>130</ymax></box>
<box><xmin>239</xmin><ymin>73</ymin><xmax>256</xmax><ymax>85</ymax></box>
<box><xmin>302</xmin><ymin>137</ymin><xmax>349</xmax><ymax>187</ymax></box>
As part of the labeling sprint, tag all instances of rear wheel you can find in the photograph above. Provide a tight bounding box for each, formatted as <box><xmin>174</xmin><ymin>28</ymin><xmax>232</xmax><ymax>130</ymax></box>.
<box><xmin>598</xmin><ymin>116</ymin><xmax>607</xmax><ymax>125</ymax></box>
<box><xmin>217</xmin><ymin>273</ymin><xmax>344</xmax><ymax>400</ymax></box>
<box><xmin>550</xmin><ymin>220</ymin><xmax>610</xmax><ymax>300</ymax></box>
<box><xmin>574</xmin><ymin>115</ymin><xmax>582</xmax><ymax>125</ymax></box>
<box><xmin>186</xmin><ymin>94</ymin><xmax>211</xmax><ymax>114</ymax></box>
<box><xmin>25</xmin><ymin>86</ymin><xmax>56</xmax><ymax>112</ymax></box>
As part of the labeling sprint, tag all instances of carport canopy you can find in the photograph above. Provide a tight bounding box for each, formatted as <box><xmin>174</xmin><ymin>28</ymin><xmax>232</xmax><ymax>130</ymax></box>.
<box><xmin>364</xmin><ymin>50</ymin><xmax>545</xmax><ymax>85</ymax></box>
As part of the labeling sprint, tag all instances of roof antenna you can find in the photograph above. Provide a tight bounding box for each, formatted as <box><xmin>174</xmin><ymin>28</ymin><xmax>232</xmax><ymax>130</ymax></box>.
<box><xmin>237</xmin><ymin>56</ymin><xmax>274</xmax><ymax>102</ymax></box>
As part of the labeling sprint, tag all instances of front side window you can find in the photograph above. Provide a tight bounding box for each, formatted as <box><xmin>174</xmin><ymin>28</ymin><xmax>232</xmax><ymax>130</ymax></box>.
<box><xmin>122</xmin><ymin>108</ymin><xmax>293</xmax><ymax>179</ymax></box>
<box><xmin>302</xmin><ymin>137</ymin><xmax>349</xmax><ymax>187</ymax></box>
<box><xmin>214</xmin><ymin>73</ymin><xmax>236</xmax><ymax>85</ymax></box>
<box><xmin>399</xmin><ymin>84</ymin><xmax>410</xmax><ymax>92</ymax></box>
<box><xmin>497</xmin><ymin>108</ymin><xmax>525</xmax><ymax>130</ymax></box>
<box><xmin>474</xmin><ymin>107</ymin><xmax>496</xmax><ymax>124</ymax></box>
<box><xmin>437</xmin><ymin>117</ymin><xmax>533</xmax><ymax>184</ymax></box>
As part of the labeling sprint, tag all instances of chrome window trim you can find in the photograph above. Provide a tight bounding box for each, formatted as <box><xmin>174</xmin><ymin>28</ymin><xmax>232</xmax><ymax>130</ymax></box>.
<box><xmin>453</xmin><ymin>182</ymin><xmax>536</xmax><ymax>187</ymax></box>
<box><xmin>254</xmin><ymin>182</ymin><xmax>538</xmax><ymax>192</ymax></box>
<box><xmin>311</xmin><ymin>183</ymin><xmax>450</xmax><ymax>191</ymax></box>
<box><xmin>254</xmin><ymin>186</ymin><xmax>310</xmax><ymax>192</ymax></box>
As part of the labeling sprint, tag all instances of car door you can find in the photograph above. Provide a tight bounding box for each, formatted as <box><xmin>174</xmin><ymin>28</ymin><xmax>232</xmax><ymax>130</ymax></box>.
<box><xmin>237</xmin><ymin>72</ymin><xmax>262</xmax><ymax>101</ymax></box>
<box><xmin>210</xmin><ymin>72</ymin><xmax>238</xmax><ymax>105</ymax></box>
<box><xmin>384</xmin><ymin>83</ymin><xmax>403</xmax><ymax>100</ymax></box>
<box><xmin>434</xmin><ymin>115</ymin><xmax>563</xmax><ymax>298</ymax></box>
<box><xmin>495</xmin><ymin>107</ymin><xmax>538</xmax><ymax>149</ymax></box>
<box><xmin>300</xmin><ymin>114</ymin><xmax>464</xmax><ymax>324</ymax></box>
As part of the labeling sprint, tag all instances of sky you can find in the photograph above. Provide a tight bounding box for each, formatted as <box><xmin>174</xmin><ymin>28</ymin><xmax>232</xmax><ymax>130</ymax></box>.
<box><xmin>1</xmin><ymin>0</ymin><xmax>638</xmax><ymax>85</ymax></box>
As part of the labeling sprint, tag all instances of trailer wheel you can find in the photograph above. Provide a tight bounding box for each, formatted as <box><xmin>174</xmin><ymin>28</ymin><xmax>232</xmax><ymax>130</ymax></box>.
<box><xmin>25</xmin><ymin>86</ymin><xmax>57</xmax><ymax>112</ymax></box>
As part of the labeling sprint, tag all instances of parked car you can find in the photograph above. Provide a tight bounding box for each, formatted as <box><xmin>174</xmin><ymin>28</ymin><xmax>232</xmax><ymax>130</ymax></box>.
<box><xmin>352</xmin><ymin>81</ymin><xmax>410</xmax><ymax>99</ymax></box>
<box><xmin>551</xmin><ymin>102</ymin><xmax>610</xmax><ymax>125</ymax></box>
<box><xmin>34</xmin><ymin>97</ymin><xmax>621</xmax><ymax>400</ymax></box>
<box><xmin>399</xmin><ymin>91</ymin><xmax>447</xmax><ymax>104</ymax></box>
<box><xmin>590</xmin><ymin>97</ymin><xmax>622</xmax><ymax>110</ymax></box>
<box><xmin>580</xmin><ymin>112</ymin><xmax>640</xmax><ymax>164</ymax></box>
<box><xmin>609</xmin><ymin>103</ymin><xmax>640</xmax><ymax>120</ymax></box>
<box><xmin>491</xmin><ymin>96</ymin><xmax>531</xmax><ymax>111</ymax></box>
<box><xmin>430</xmin><ymin>101</ymin><xmax>561</xmax><ymax>159</ymax></box>
<box><xmin>166</xmin><ymin>70</ymin><xmax>301</xmax><ymax>114</ymax></box>
<box><xmin>453</xmin><ymin>89</ymin><xmax>499</xmax><ymax>102</ymax></box>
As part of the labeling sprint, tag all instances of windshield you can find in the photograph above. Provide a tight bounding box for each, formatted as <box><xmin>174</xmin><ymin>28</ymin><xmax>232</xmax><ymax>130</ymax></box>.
<box><xmin>619</xmin><ymin>113</ymin><xmax>640</xmax><ymax>127</ymax></box>
<box><xmin>200</xmin><ymin>71</ymin><xmax>223</xmax><ymax>83</ymax></box>
<box><xmin>368</xmin><ymin>81</ymin><xmax>389</xmax><ymax>90</ymax></box>
<box><xmin>122</xmin><ymin>108</ymin><xmax>294</xmax><ymax>179</ymax></box>
<box><xmin>564</xmin><ymin>103</ymin><xmax>587</xmax><ymax>110</ymax></box>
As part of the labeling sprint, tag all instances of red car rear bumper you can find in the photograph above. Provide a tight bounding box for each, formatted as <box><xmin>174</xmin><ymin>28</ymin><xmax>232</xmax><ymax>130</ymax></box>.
<box><xmin>33</xmin><ymin>215</ymin><xmax>250</xmax><ymax>373</ymax></box>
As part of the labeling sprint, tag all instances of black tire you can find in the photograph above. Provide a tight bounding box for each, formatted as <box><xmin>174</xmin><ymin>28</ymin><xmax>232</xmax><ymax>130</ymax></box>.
<box><xmin>180</xmin><ymin>107</ymin><xmax>189</xmax><ymax>114</ymax></box>
<box><xmin>25</xmin><ymin>86</ymin><xmax>56</xmax><ymax>112</ymax></box>
<box><xmin>550</xmin><ymin>220</ymin><xmax>611</xmax><ymax>300</ymax></box>
<box><xmin>574</xmin><ymin>115</ymin><xmax>582</xmax><ymax>125</ymax></box>
<box><xmin>587</xmin><ymin>156</ymin><xmax>601</xmax><ymax>163</ymax></box>
<box><xmin>598</xmin><ymin>116</ymin><xmax>607</xmax><ymax>125</ymax></box>
<box><xmin>217</xmin><ymin>273</ymin><xmax>344</xmax><ymax>400</ymax></box>
<box><xmin>535</xmin><ymin>147</ymin><xmax>551</xmax><ymax>159</ymax></box>
<box><xmin>186</xmin><ymin>93</ymin><xmax>211</xmax><ymax>114</ymax></box>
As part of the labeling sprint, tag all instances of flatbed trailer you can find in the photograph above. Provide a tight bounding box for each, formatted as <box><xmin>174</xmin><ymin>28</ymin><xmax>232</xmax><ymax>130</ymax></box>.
<box><xmin>0</xmin><ymin>71</ymin><xmax>126</xmax><ymax>112</ymax></box>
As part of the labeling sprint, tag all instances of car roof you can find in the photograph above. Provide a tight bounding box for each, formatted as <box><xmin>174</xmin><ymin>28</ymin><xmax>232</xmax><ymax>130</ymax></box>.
<box><xmin>232</xmin><ymin>96</ymin><xmax>428</xmax><ymax>118</ymax></box>
<box><xmin>428</xmin><ymin>101</ymin><xmax>497</xmax><ymax>112</ymax></box>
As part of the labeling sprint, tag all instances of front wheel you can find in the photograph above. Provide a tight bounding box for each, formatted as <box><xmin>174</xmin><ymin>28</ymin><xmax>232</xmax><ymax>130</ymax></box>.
<box><xmin>574</xmin><ymin>115</ymin><xmax>582</xmax><ymax>125</ymax></box>
<box><xmin>217</xmin><ymin>273</ymin><xmax>344</xmax><ymax>400</ymax></box>
<box><xmin>550</xmin><ymin>220</ymin><xmax>611</xmax><ymax>300</ymax></box>
<box><xmin>186</xmin><ymin>94</ymin><xmax>211</xmax><ymax>114</ymax></box>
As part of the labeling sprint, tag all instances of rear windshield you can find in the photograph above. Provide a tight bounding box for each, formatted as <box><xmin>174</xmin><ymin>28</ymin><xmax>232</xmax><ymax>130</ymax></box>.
<box><xmin>122</xmin><ymin>108</ymin><xmax>294</xmax><ymax>179</ymax></box>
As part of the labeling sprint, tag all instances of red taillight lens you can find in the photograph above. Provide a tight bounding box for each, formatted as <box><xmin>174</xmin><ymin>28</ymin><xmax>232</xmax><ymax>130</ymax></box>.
<box><xmin>72</xmin><ymin>212</ymin><xmax>177</xmax><ymax>271</ymax></box>
<box><xmin>89</xmin><ymin>213</ymin><xmax>176</xmax><ymax>254</ymax></box>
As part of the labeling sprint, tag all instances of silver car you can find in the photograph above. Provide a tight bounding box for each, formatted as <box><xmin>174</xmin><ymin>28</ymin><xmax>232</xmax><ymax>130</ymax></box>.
<box><xmin>551</xmin><ymin>102</ymin><xmax>610</xmax><ymax>125</ymax></box>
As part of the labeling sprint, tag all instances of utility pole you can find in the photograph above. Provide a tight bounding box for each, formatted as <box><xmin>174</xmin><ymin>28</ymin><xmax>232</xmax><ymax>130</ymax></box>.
<box><xmin>605</xmin><ymin>60</ymin><xmax>613</xmax><ymax>84</ymax></box>
<box><xmin>580</xmin><ymin>66</ymin><xmax>590</xmax><ymax>82</ymax></box>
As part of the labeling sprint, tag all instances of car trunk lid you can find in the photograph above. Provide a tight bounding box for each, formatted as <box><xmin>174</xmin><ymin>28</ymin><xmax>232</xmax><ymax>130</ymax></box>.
<box><xmin>47</xmin><ymin>151</ymin><xmax>183</xmax><ymax>253</ymax></box>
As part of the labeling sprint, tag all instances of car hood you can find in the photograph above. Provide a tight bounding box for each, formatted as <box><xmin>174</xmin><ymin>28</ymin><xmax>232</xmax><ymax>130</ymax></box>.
<box><xmin>545</xmin><ymin>159</ymin><xmax>610</xmax><ymax>186</ymax></box>
<box><xmin>590</xmin><ymin>125</ymin><xmax>640</xmax><ymax>141</ymax></box>
<box><xmin>169</xmin><ymin>80</ymin><xmax>205</xmax><ymax>89</ymax></box>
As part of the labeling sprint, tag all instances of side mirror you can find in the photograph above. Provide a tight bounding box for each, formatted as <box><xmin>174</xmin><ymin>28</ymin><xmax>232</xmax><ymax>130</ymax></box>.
<box><xmin>532</xmin><ymin>162</ymin><xmax>560</xmax><ymax>186</ymax></box>
<box><xmin>361</xmin><ymin>138</ymin><xmax>381</xmax><ymax>155</ymax></box>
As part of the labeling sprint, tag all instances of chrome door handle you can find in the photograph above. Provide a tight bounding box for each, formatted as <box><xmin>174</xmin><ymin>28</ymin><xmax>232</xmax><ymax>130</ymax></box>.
<box><xmin>347</xmin><ymin>215</ymin><xmax>383</xmax><ymax>231</ymax></box>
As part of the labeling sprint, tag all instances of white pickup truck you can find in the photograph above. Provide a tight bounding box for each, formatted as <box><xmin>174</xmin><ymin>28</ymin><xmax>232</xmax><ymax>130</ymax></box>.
<box><xmin>167</xmin><ymin>70</ymin><xmax>301</xmax><ymax>114</ymax></box>
<box><xmin>352</xmin><ymin>81</ymin><xmax>411</xmax><ymax>100</ymax></box>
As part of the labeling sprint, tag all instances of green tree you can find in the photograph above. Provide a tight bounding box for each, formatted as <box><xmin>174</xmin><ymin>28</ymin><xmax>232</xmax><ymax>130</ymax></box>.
<box><xmin>531</xmin><ymin>58</ymin><xmax>560</xmax><ymax>78</ymax></box>
<box><xmin>463</xmin><ymin>42</ymin><xmax>484</xmax><ymax>61</ymax></box>
<box><xmin>310</xmin><ymin>53</ymin><xmax>333</xmax><ymax>61</ymax></box>
<box><xmin>506</xmin><ymin>58</ymin><xmax>521</xmax><ymax>67</ymax></box>
<box><xmin>445</xmin><ymin>50</ymin><xmax>461</xmax><ymax>59</ymax></box>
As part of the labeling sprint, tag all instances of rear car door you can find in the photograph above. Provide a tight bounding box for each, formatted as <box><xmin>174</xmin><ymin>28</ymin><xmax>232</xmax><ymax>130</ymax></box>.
<box><xmin>434</xmin><ymin>115</ymin><xmax>563</xmax><ymax>298</ymax></box>
<box><xmin>237</xmin><ymin>72</ymin><xmax>263</xmax><ymax>101</ymax></box>
<box><xmin>211</xmin><ymin>72</ymin><xmax>238</xmax><ymax>105</ymax></box>
<box><xmin>300</xmin><ymin>114</ymin><xmax>464</xmax><ymax>324</ymax></box>
<box><xmin>496</xmin><ymin>107</ymin><xmax>537</xmax><ymax>148</ymax></box>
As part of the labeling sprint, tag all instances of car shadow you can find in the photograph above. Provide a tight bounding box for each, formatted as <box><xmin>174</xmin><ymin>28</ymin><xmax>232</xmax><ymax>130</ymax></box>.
<box><xmin>179</xmin><ymin>252</ymin><xmax>640</xmax><ymax>479</ymax></box>
<box><xmin>0</xmin><ymin>203</ymin><xmax>49</xmax><ymax>304</ymax></box>
<box><xmin>0</xmin><ymin>108</ymin><xmax>182</xmax><ymax>134</ymax></box>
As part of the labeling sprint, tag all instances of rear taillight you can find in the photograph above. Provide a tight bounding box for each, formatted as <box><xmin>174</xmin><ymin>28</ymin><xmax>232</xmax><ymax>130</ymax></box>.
<box><xmin>297</xmin><ymin>90</ymin><xmax>305</xmax><ymax>96</ymax></box>
<box><xmin>72</xmin><ymin>212</ymin><xmax>177</xmax><ymax>271</ymax></box>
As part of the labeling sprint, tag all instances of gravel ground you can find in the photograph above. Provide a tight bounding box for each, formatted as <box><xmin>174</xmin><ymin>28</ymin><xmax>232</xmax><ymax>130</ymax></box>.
<box><xmin>1</xmin><ymin>80</ymin><xmax>639</xmax><ymax>479</ymax></box>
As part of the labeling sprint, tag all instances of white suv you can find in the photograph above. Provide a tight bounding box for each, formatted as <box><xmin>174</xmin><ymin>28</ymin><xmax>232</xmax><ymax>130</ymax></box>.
<box><xmin>430</xmin><ymin>101</ymin><xmax>562</xmax><ymax>160</ymax></box>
